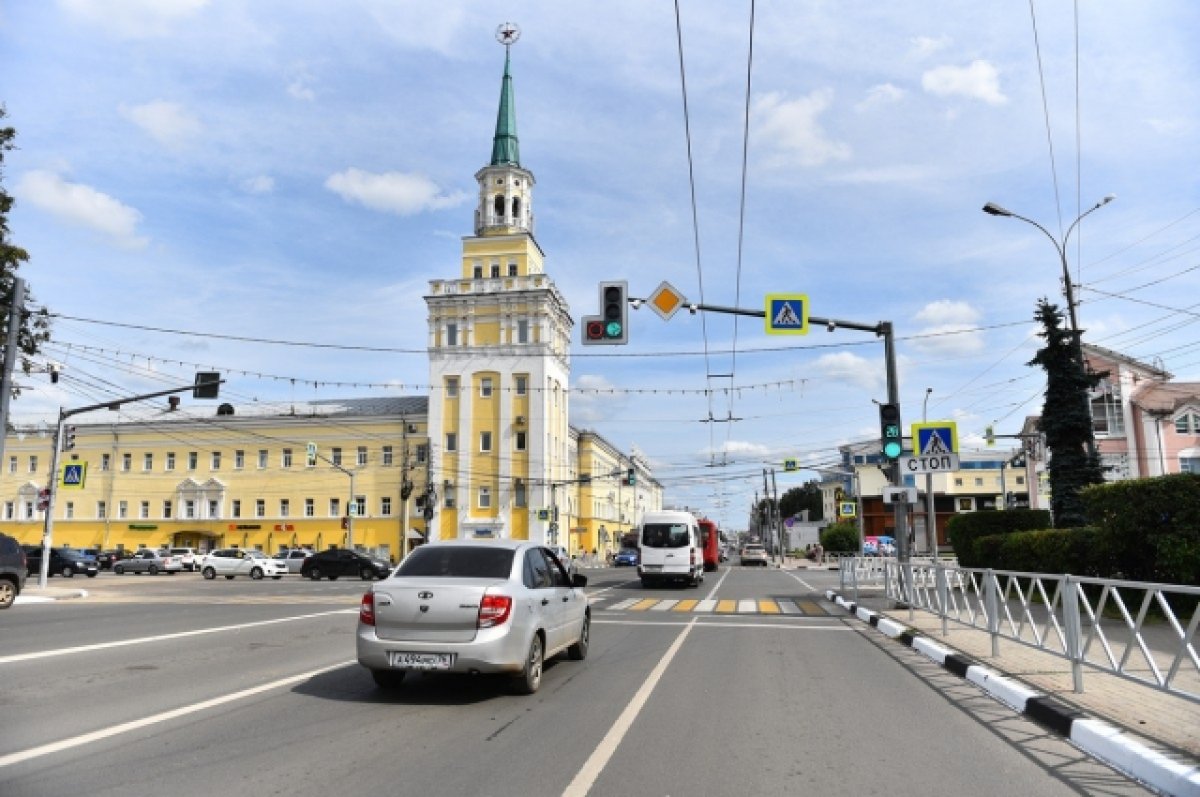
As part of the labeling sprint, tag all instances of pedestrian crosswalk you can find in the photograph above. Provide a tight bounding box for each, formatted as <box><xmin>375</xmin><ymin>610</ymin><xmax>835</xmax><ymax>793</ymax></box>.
<box><xmin>593</xmin><ymin>596</ymin><xmax>830</xmax><ymax>616</ymax></box>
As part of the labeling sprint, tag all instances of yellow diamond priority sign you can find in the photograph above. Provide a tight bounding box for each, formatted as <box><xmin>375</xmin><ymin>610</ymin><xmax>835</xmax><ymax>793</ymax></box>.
<box><xmin>647</xmin><ymin>281</ymin><xmax>687</xmax><ymax>321</ymax></box>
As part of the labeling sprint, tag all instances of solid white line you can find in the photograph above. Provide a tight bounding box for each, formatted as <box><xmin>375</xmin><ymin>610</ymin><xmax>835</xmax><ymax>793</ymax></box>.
<box><xmin>784</xmin><ymin>570</ymin><xmax>818</xmax><ymax>591</ymax></box>
<box><xmin>563</xmin><ymin>619</ymin><xmax>697</xmax><ymax>797</ymax></box>
<box><xmin>0</xmin><ymin>660</ymin><xmax>355</xmax><ymax>768</ymax></box>
<box><xmin>0</xmin><ymin>609</ymin><xmax>357</xmax><ymax>665</ymax></box>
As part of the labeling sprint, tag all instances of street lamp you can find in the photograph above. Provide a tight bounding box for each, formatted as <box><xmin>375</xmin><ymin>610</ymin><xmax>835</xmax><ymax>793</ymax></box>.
<box><xmin>982</xmin><ymin>195</ymin><xmax>1115</xmax><ymax>459</ymax></box>
<box><xmin>923</xmin><ymin>388</ymin><xmax>937</xmax><ymax>558</ymax></box>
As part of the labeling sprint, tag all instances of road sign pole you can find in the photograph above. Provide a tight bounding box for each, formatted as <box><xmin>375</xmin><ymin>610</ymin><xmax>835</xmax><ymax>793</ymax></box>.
<box><xmin>38</xmin><ymin>409</ymin><xmax>66</xmax><ymax>588</ymax></box>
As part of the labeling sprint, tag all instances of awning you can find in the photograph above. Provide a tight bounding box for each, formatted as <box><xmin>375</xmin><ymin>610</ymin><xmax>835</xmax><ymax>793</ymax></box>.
<box><xmin>405</xmin><ymin>529</ymin><xmax>426</xmax><ymax>541</ymax></box>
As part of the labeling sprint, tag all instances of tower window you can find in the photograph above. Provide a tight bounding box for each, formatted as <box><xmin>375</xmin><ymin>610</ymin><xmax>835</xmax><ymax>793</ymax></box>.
<box><xmin>473</xmin><ymin>265</ymin><xmax>483</xmax><ymax>278</ymax></box>
<box><xmin>508</xmin><ymin>263</ymin><xmax>518</xmax><ymax>276</ymax></box>
<box><xmin>493</xmin><ymin>195</ymin><xmax>504</xmax><ymax>218</ymax></box>
<box><xmin>491</xmin><ymin>264</ymin><xmax>500</xmax><ymax>278</ymax></box>
<box><xmin>512</xmin><ymin>197</ymin><xmax>521</xmax><ymax>219</ymax></box>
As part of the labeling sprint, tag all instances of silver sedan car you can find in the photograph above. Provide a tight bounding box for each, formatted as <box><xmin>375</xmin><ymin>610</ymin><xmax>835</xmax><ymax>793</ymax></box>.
<box><xmin>357</xmin><ymin>539</ymin><xmax>590</xmax><ymax>695</ymax></box>
<box><xmin>112</xmin><ymin>549</ymin><xmax>183</xmax><ymax>575</ymax></box>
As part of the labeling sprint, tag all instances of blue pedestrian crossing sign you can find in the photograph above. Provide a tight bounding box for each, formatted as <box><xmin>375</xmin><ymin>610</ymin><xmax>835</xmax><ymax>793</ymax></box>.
<box><xmin>60</xmin><ymin>463</ymin><xmax>87</xmax><ymax>489</ymax></box>
<box><xmin>765</xmin><ymin>294</ymin><xmax>809</xmax><ymax>335</ymax></box>
<box><xmin>911</xmin><ymin>422</ymin><xmax>959</xmax><ymax>456</ymax></box>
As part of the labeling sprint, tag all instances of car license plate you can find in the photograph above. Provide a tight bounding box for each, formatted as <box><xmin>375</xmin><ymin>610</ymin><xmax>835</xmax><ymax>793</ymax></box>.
<box><xmin>388</xmin><ymin>652</ymin><xmax>454</xmax><ymax>670</ymax></box>
<box><xmin>643</xmin><ymin>564</ymin><xmax>662</xmax><ymax>571</ymax></box>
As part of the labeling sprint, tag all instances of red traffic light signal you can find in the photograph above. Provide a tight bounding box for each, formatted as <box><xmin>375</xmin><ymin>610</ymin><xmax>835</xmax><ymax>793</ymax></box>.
<box><xmin>585</xmin><ymin>319</ymin><xmax>605</xmax><ymax>341</ymax></box>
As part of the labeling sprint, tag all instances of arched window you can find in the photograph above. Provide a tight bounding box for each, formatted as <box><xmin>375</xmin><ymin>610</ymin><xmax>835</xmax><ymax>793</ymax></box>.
<box><xmin>493</xmin><ymin>195</ymin><xmax>505</xmax><ymax>220</ymax></box>
<box><xmin>512</xmin><ymin>197</ymin><xmax>521</xmax><ymax>221</ymax></box>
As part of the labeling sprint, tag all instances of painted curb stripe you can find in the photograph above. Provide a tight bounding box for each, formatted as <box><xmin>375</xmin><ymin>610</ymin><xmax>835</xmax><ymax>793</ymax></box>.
<box><xmin>943</xmin><ymin>653</ymin><xmax>973</xmax><ymax>678</ymax></box>
<box><xmin>1024</xmin><ymin>696</ymin><xmax>1085</xmax><ymax>738</ymax></box>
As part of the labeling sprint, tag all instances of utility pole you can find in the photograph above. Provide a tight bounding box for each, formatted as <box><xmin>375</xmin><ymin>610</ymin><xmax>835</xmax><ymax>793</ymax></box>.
<box><xmin>769</xmin><ymin>467</ymin><xmax>783</xmax><ymax>564</ymax></box>
<box><xmin>0</xmin><ymin>278</ymin><xmax>26</xmax><ymax>469</ymax></box>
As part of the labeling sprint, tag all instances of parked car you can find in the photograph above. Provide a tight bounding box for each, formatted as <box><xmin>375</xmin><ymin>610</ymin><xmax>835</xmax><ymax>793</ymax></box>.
<box><xmin>547</xmin><ymin>545</ymin><xmax>575</xmax><ymax>576</ymax></box>
<box><xmin>22</xmin><ymin>546</ymin><xmax>99</xmax><ymax>578</ymax></box>
<box><xmin>200</xmin><ymin>548</ymin><xmax>286</xmax><ymax>580</ymax></box>
<box><xmin>0</xmin><ymin>532</ymin><xmax>26</xmax><ymax>609</ymax></box>
<box><xmin>301</xmin><ymin>549</ymin><xmax>391</xmax><ymax>581</ymax></box>
<box><xmin>612</xmin><ymin>548</ymin><xmax>639</xmax><ymax>567</ymax></box>
<box><xmin>113</xmin><ymin>549</ymin><xmax>183</xmax><ymax>575</ymax></box>
<box><xmin>272</xmin><ymin>548</ymin><xmax>314</xmax><ymax>574</ymax></box>
<box><xmin>357</xmin><ymin>539</ymin><xmax>590</xmax><ymax>694</ymax></box>
<box><xmin>83</xmin><ymin>549</ymin><xmax>118</xmax><ymax>570</ymax></box>
<box><xmin>168</xmin><ymin>547</ymin><xmax>201</xmax><ymax>572</ymax></box>
<box><xmin>740</xmin><ymin>544</ymin><xmax>769</xmax><ymax>567</ymax></box>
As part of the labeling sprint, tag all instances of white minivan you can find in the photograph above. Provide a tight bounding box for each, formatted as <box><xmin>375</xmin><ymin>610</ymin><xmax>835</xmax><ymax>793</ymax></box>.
<box><xmin>637</xmin><ymin>510</ymin><xmax>704</xmax><ymax>588</ymax></box>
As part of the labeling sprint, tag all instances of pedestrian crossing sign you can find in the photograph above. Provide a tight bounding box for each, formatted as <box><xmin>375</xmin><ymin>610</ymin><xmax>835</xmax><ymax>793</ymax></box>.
<box><xmin>911</xmin><ymin>421</ymin><xmax>959</xmax><ymax>456</ymax></box>
<box><xmin>765</xmin><ymin>294</ymin><xmax>809</xmax><ymax>335</ymax></box>
<box><xmin>839</xmin><ymin>501</ymin><xmax>856</xmax><ymax>518</ymax></box>
<box><xmin>60</xmin><ymin>463</ymin><xmax>87</xmax><ymax>489</ymax></box>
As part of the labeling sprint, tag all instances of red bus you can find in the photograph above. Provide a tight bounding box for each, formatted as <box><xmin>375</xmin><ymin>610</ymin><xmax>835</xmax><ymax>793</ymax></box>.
<box><xmin>698</xmin><ymin>518</ymin><xmax>720</xmax><ymax>572</ymax></box>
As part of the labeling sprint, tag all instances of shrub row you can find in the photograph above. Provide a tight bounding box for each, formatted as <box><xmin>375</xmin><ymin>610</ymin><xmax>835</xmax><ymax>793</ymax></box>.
<box><xmin>946</xmin><ymin>509</ymin><xmax>1052</xmax><ymax>568</ymax></box>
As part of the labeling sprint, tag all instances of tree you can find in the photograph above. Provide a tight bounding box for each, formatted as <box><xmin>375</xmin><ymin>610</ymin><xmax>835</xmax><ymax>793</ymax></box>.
<box><xmin>1028</xmin><ymin>298</ymin><xmax>1103</xmax><ymax>528</ymax></box>
<box><xmin>0</xmin><ymin>107</ymin><xmax>51</xmax><ymax>395</ymax></box>
<box><xmin>779</xmin><ymin>480</ymin><xmax>823</xmax><ymax>522</ymax></box>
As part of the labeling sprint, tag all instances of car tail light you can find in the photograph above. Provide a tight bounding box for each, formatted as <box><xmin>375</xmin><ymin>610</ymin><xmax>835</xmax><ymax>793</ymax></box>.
<box><xmin>477</xmin><ymin>594</ymin><xmax>512</xmax><ymax>628</ymax></box>
<box><xmin>359</xmin><ymin>592</ymin><xmax>376</xmax><ymax>626</ymax></box>
<box><xmin>691</xmin><ymin>548</ymin><xmax>698</xmax><ymax>566</ymax></box>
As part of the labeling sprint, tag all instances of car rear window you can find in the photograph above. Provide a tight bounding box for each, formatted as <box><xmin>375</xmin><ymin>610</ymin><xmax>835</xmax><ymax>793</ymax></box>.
<box><xmin>641</xmin><ymin>523</ymin><xmax>691</xmax><ymax>549</ymax></box>
<box><xmin>395</xmin><ymin>546</ymin><xmax>514</xmax><ymax>578</ymax></box>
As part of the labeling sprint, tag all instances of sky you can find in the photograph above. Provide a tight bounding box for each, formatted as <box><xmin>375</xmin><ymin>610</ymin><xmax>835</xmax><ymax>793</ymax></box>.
<box><xmin>3</xmin><ymin>0</ymin><xmax>1199</xmax><ymax>530</ymax></box>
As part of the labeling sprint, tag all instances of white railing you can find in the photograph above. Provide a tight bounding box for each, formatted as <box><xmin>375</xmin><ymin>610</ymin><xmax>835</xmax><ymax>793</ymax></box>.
<box><xmin>869</xmin><ymin>560</ymin><xmax>1200</xmax><ymax>702</ymax></box>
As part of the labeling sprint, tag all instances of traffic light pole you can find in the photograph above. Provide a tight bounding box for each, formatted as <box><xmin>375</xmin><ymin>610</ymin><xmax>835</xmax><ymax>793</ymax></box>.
<box><xmin>643</xmin><ymin>300</ymin><xmax>907</xmax><ymax>563</ymax></box>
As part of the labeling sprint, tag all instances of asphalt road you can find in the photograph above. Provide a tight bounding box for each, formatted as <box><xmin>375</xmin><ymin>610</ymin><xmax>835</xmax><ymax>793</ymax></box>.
<box><xmin>0</xmin><ymin>566</ymin><xmax>1153</xmax><ymax>796</ymax></box>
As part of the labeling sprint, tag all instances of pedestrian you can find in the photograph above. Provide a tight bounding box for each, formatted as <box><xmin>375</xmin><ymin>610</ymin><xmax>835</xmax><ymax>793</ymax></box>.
<box><xmin>814</xmin><ymin>542</ymin><xmax>824</xmax><ymax>565</ymax></box>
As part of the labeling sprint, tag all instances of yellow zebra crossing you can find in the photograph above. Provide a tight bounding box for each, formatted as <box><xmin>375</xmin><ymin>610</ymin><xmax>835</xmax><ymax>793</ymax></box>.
<box><xmin>599</xmin><ymin>597</ymin><xmax>829</xmax><ymax>616</ymax></box>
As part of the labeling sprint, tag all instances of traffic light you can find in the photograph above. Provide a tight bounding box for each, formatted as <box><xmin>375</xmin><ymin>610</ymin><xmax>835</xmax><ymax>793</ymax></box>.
<box><xmin>306</xmin><ymin>442</ymin><xmax>318</xmax><ymax>467</ymax></box>
<box><xmin>879</xmin><ymin>403</ymin><xmax>902</xmax><ymax>460</ymax></box>
<box><xmin>985</xmin><ymin>425</ymin><xmax>996</xmax><ymax>446</ymax></box>
<box><xmin>625</xmin><ymin>468</ymin><xmax>636</xmax><ymax>486</ymax></box>
<box><xmin>582</xmin><ymin>281</ymin><xmax>628</xmax><ymax>345</ymax></box>
<box><xmin>62</xmin><ymin>425</ymin><xmax>77</xmax><ymax>451</ymax></box>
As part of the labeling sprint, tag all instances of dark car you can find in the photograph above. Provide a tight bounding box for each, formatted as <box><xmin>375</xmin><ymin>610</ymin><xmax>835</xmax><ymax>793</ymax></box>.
<box><xmin>613</xmin><ymin>547</ymin><xmax>639</xmax><ymax>567</ymax></box>
<box><xmin>23</xmin><ymin>546</ymin><xmax>99</xmax><ymax>578</ymax></box>
<box><xmin>0</xmin><ymin>532</ymin><xmax>26</xmax><ymax>609</ymax></box>
<box><xmin>85</xmin><ymin>549</ymin><xmax>126</xmax><ymax>570</ymax></box>
<box><xmin>300</xmin><ymin>549</ymin><xmax>392</xmax><ymax>581</ymax></box>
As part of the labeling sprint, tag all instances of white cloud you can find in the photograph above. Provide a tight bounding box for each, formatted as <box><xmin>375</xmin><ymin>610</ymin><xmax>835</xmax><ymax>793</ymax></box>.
<box><xmin>571</xmin><ymin>374</ymin><xmax>629</xmax><ymax>424</ymax></box>
<box><xmin>855</xmin><ymin>83</ymin><xmax>906</xmax><ymax>112</ymax></box>
<box><xmin>287</xmin><ymin>80</ymin><xmax>315</xmax><ymax>101</ymax></box>
<box><xmin>239</xmin><ymin>175</ymin><xmax>275</xmax><ymax>194</ymax></box>
<box><xmin>753</xmin><ymin>89</ymin><xmax>851</xmax><ymax>168</ymax></box>
<box><xmin>60</xmin><ymin>0</ymin><xmax>209</xmax><ymax>39</ymax></box>
<box><xmin>826</xmin><ymin>164</ymin><xmax>932</xmax><ymax>185</ymax></box>
<box><xmin>922</xmin><ymin>60</ymin><xmax>1007</xmax><ymax>105</ymax></box>
<box><xmin>16</xmin><ymin>170</ymin><xmax>148</xmax><ymax>248</ymax></box>
<box><xmin>911</xmin><ymin>301</ymin><xmax>985</xmax><ymax>356</ymax></box>
<box><xmin>814</xmin><ymin>352</ymin><xmax>883</xmax><ymax>392</ymax></box>
<box><xmin>712</xmin><ymin>440</ymin><xmax>771</xmax><ymax>460</ymax></box>
<box><xmin>915</xmin><ymin>300</ymin><xmax>979</xmax><ymax>326</ymax></box>
<box><xmin>910</xmin><ymin>36</ymin><xmax>951</xmax><ymax>58</ymax></box>
<box><xmin>120</xmin><ymin>101</ymin><xmax>202</xmax><ymax>148</ymax></box>
<box><xmin>325</xmin><ymin>168</ymin><xmax>468</xmax><ymax>216</ymax></box>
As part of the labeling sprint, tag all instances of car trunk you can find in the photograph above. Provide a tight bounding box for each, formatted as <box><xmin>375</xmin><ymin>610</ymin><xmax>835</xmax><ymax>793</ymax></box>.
<box><xmin>372</xmin><ymin>578</ymin><xmax>502</xmax><ymax>643</ymax></box>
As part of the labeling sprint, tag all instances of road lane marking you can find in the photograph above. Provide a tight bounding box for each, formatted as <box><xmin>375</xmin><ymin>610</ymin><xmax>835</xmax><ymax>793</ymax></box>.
<box><xmin>0</xmin><ymin>609</ymin><xmax>357</xmax><ymax>665</ymax></box>
<box><xmin>737</xmin><ymin>599</ymin><xmax>757</xmax><ymax>613</ymax></box>
<box><xmin>784</xmin><ymin>570</ymin><xmax>818</xmax><ymax>591</ymax></box>
<box><xmin>694</xmin><ymin>599</ymin><xmax>716</xmax><ymax>612</ymax></box>
<box><xmin>563</xmin><ymin>619</ymin><xmax>697</xmax><ymax>797</ymax></box>
<box><xmin>778</xmin><ymin>600</ymin><xmax>801</xmax><ymax>615</ymax></box>
<box><xmin>757</xmin><ymin>600</ymin><xmax>781</xmax><ymax>614</ymax></box>
<box><xmin>716</xmin><ymin>599</ymin><xmax>737</xmax><ymax>613</ymax></box>
<box><xmin>0</xmin><ymin>660</ymin><xmax>356</xmax><ymax>768</ymax></box>
<box><xmin>798</xmin><ymin>599</ymin><xmax>825</xmax><ymax>615</ymax></box>
<box><xmin>672</xmin><ymin>599</ymin><xmax>698</xmax><ymax>612</ymax></box>
<box><xmin>592</xmin><ymin>618</ymin><xmax>852</xmax><ymax>630</ymax></box>
<box><xmin>630</xmin><ymin>598</ymin><xmax>658</xmax><ymax>611</ymax></box>
<box><xmin>649</xmin><ymin>600</ymin><xmax>678</xmax><ymax>611</ymax></box>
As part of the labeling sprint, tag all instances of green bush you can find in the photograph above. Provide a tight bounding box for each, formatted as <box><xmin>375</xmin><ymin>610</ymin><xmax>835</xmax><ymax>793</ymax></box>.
<box><xmin>973</xmin><ymin>527</ymin><xmax>1102</xmax><ymax>575</ymax></box>
<box><xmin>946</xmin><ymin>508</ymin><xmax>1052</xmax><ymax>567</ymax></box>
<box><xmin>1082</xmin><ymin>473</ymin><xmax>1200</xmax><ymax>584</ymax></box>
<box><xmin>821</xmin><ymin>522</ymin><xmax>859</xmax><ymax>553</ymax></box>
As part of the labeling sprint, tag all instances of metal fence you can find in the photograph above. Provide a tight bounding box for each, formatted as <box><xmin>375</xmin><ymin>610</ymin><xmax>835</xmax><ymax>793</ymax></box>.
<box><xmin>851</xmin><ymin>559</ymin><xmax>1200</xmax><ymax>703</ymax></box>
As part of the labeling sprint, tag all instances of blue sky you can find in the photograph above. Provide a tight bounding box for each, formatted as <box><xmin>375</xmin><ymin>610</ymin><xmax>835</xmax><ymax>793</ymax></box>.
<box><xmin>4</xmin><ymin>1</ymin><xmax>1199</xmax><ymax>529</ymax></box>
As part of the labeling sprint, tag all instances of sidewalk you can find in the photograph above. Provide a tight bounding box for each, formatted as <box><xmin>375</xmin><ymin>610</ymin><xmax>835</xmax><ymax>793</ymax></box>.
<box><xmin>829</xmin><ymin>588</ymin><xmax>1200</xmax><ymax>796</ymax></box>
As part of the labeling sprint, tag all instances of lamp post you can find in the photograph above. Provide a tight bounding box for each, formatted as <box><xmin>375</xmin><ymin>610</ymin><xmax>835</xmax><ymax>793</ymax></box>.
<box><xmin>982</xmin><ymin>195</ymin><xmax>1115</xmax><ymax>459</ymax></box>
<box><xmin>923</xmin><ymin>388</ymin><xmax>937</xmax><ymax>558</ymax></box>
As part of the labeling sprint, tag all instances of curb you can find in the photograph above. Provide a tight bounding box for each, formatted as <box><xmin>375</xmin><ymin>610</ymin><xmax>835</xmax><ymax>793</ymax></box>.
<box><xmin>825</xmin><ymin>589</ymin><xmax>1200</xmax><ymax>797</ymax></box>
<box><xmin>14</xmin><ymin>588</ymin><xmax>89</xmax><ymax>604</ymax></box>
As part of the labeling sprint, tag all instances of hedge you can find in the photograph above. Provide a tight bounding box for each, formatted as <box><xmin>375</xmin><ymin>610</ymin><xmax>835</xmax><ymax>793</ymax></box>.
<box><xmin>946</xmin><ymin>508</ymin><xmax>1052</xmax><ymax>567</ymax></box>
<box><xmin>820</xmin><ymin>522</ymin><xmax>859</xmax><ymax>553</ymax></box>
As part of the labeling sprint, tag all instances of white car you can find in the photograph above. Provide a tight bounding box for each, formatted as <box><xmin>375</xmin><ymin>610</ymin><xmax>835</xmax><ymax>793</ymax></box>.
<box><xmin>272</xmin><ymin>548</ymin><xmax>313</xmax><ymax>574</ymax></box>
<box><xmin>169</xmin><ymin>547</ymin><xmax>200</xmax><ymax>572</ymax></box>
<box><xmin>200</xmin><ymin>548</ymin><xmax>286</xmax><ymax>580</ymax></box>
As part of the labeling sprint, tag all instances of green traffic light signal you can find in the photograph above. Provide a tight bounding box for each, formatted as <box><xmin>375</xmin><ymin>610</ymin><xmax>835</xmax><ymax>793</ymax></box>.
<box><xmin>879</xmin><ymin>403</ymin><xmax>902</xmax><ymax>460</ymax></box>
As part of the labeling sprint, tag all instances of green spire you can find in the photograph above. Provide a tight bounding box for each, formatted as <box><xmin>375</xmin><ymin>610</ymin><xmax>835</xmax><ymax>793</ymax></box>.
<box><xmin>490</xmin><ymin>49</ymin><xmax>520</xmax><ymax>167</ymax></box>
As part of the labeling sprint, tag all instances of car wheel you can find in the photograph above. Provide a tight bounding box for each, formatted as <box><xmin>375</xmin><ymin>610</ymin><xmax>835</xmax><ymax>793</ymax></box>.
<box><xmin>308</xmin><ymin>568</ymin><xmax>322</xmax><ymax>580</ymax></box>
<box><xmin>225</xmin><ymin>575</ymin><xmax>235</xmax><ymax>580</ymax></box>
<box><xmin>114</xmin><ymin>564</ymin><xmax>125</xmax><ymax>575</ymax></box>
<box><xmin>272</xmin><ymin>575</ymin><xmax>282</xmax><ymax>580</ymax></box>
<box><xmin>148</xmin><ymin>564</ymin><xmax>158</xmax><ymax>575</ymax></box>
<box><xmin>567</xmin><ymin>613</ymin><xmax>590</xmax><ymax>661</ymax></box>
<box><xmin>328</xmin><ymin>574</ymin><xmax>339</xmax><ymax>581</ymax></box>
<box><xmin>86</xmin><ymin>572</ymin><xmax>97</xmax><ymax>578</ymax></box>
<box><xmin>359</xmin><ymin>567</ymin><xmax>374</xmax><ymax>581</ymax></box>
<box><xmin>371</xmin><ymin>669</ymin><xmax>406</xmax><ymax>690</ymax></box>
<box><xmin>61</xmin><ymin>566</ymin><xmax>74</xmax><ymax>578</ymax></box>
<box><xmin>250</xmin><ymin>567</ymin><xmax>264</xmax><ymax>580</ymax></box>
<box><xmin>512</xmin><ymin>633</ymin><xmax>544</xmax><ymax>695</ymax></box>
<box><xmin>0</xmin><ymin>579</ymin><xmax>15</xmax><ymax>609</ymax></box>
<box><xmin>202</xmin><ymin>567</ymin><xmax>216</xmax><ymax>580</ymax></box>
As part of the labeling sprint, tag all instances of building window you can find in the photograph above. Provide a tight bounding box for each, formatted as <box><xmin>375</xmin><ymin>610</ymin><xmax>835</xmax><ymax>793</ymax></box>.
<box><xmin>473</xmin><ymin>264</ymin><xmax>483</xmax><ymax>278</ymax></box>
<box><xmin>446</xmin><ymin>376</ymin><xmax>459</xmax><ymax>398</ymax></box>
<box><xmin>1181</xmin><ymin>455</ymin><xmax>1200</xmax><ymax>474</ymax></box>
<box><xmin>446</xmin><ymin>433</ymin><xmax>457</xmax><ymax>452</ymax></box>
<box><xmin>143</xmin><ymin>453</ymin><xmax>153</xmax><ymax>471</ymax></box>
<box><xmin>211</xmin><ymin>451</ymin><xmax>221</xmax><ymax>470</ymax></box>
<box><xmin>332</xmin><ymin>447</ymin><xmax>343</xmax><ymax>466</ymax></box>
<box><xmin>446</xmin><ymin>323</ymin><xmax>458</xmax><ymax>346</ymax></box>
<box><xmin>515</xmin><ymin>480</ymin><xmax>527</xmax><ymax>507</ymax></box>
<box><xmin>480</xmin><ymin>431</ymin><xmax>492</xmax><ymax>453</ymax></box>
<box><xmin>184</xmin><ymin>500</ymin><xmax>196</xmax><ymax>519</ymax></box>
<box><xmin>102</xmin><ymin>453</ymin><xmax>111</xmax><ymax>471</ymax></box>
<box><xmin>380</xmin><ymin>497</ymin><xmax>392</xmax><ymax>516</ymax></box>
<box><xmin>517</xmin><ymin>320</ymin><xmax>529</xmax><ymax>343</ymax></box>
<box><xmin>235</xmin><ymin>449</ymin><xmax>245</xmax><ymax>469</ymax></box>
<box><xmin>255</xmin><ymin>499</ymin><xmax>265</xmax><ymax>518</ymax></box>
<box><xmin>478</xmin><ymin>486</ymin><xmax>491</xmax><ymax>508</ymax></box>
<box><xmin>140</xmin><ymin>501</ymin><xmax>149</xmax><ymax>519</ymax></box>
<box><xmin>163</xmin><ymin>500</ymin><xmax>172</xmax><ymax>519</ymax></box>
<box><xmin>445</xmin><ymin>491</ymin><xmax>456</xmax><ymax>508</ymax></box>
<box><xmin>490</xmin><ymin>264</ymin><xmax>500</xmax><ymax>278</ymax></box>
<box><xmin>515</xmin><ymin>431</ymin><xmax>527</xmax><ymax>451</ymax></box>
<box><xmin>231</xmin><ymin>499</ymin><xmax>241</xmax><ymax>519</ymax></box>
<box><xmin>382</xmin><ymin>445</ymin><xmax>394</xmax><ymax>466</ymax></box>
<box><xmin>165</xmin><ymin>452</ymin><xmax>174</xmax><ymax>471</ymax></box>
<box><xmin>1015</xmin><ymin>476</ymin><xmax>1026</xmax><ymax>485</ymax></box>
<box><xmin>66</xmin><ymin>502</ymin><xmax>75</xmax><ymax>519</ymax></box>
<box><xmin>974</xmin><ymin>478</ymin><xmax>983</xmax><ymax>486</ymax></box>
<box><xmin>1176</xmin><ymin>412</ymin><xmax>1200</xmax><ymax>434</ymax></box>
<box><xmin>3</xmin><ymin>501</ymin><xmax>12</xmax><ymax>519</ymax></box>
<box><xmin>354</xmin><ymin>496</ymin><xmax>366</xmax><ymax>517</ymax></box>
<box><xmin>305</xmin><ymin>498</ymin><xmax>314</xmax><ymax>517</ymax></box>
<box><xmin>508</xmin><ymin>263</ymin><xmax>518</xmax><ymax>277</ymax></box>
<box><xmin>186</xmin><ymin>451</ymin><xmax>197</xmax><ymax>470</ymax></box>
<box><xmin>1101</xmin><ymin>452</ymin><xmax>1131</xmax><ymax>481</ymax></box>
<box><xmin>24</xmin><ymin>501</ymin><xmax>33</xmax><ymax>520</ymax></box>
<box><xmin>515</xmin><ymin>375</ymin><xmax>527</xmax><ymax>395</ymax></box>
<box><xmin>480</xmin><ymin>377</ymin><xmax>493</xmax><ymax>398</ymax></box>
<box><xmin>357</xmin><ymin>446</ymin><xmax>368</xmax><ymax>467</ymax></box>
<box><xmin>258</xmin><ymin>449</ymin><xmax>268</xmax><ymax>469</ymax></box>
<box><xmin>6</xmin><ymin>456</ymin><xmax>14</xmax><ymax>474</ymax></box>
<box><xmin>280</xmin><ymin>499</ymin><xmax>290</xmax><ymax>518</ymax></box>
<box><xmin>208</xmin><ymin>500</ymin><xmax>219</xmax><ymax>518</ymax></box>
<box><xmin>416</xmin><ymin>444</ymin><xmax>428</xmax><ymax>463</ymax></box>
<box><xmin>120</xmin><ymin>453</ymin><xmax>130</xmax><ymax>472</ymax></box>
<box><xmin>1091</xmin><ymin>380</ymin><xmax>1124</xmax><ymax>436</ymax></box>
<box><xmin>329</xmin><ymin>498</ymin><xmax>340</xmax><ymax>517</ymax></box>
<box><xmin>118</xmin><ymin>500</ymin><xmax>128</xmax><ymax>519</ymax></box>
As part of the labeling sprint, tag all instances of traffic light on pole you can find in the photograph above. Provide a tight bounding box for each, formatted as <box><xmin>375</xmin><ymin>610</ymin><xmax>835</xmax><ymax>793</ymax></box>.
<box><xmin>625</xmin><ymin>468</ymin><xmax>636</xmax><ymax>486</ymax></box>
<box><xmin>879</xmin><ymin>403</ymin><xmax>902</xmax><ymax>460</ymax></box>
<box><xmin>582</xmin><ymin>281</ymin><xmax>628</xmax><ymax>345</ymax></box>
<box><xmin>62</xmin><ymin>425</ymin><xmax>77</xmax><ymax>451</ymax></box>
